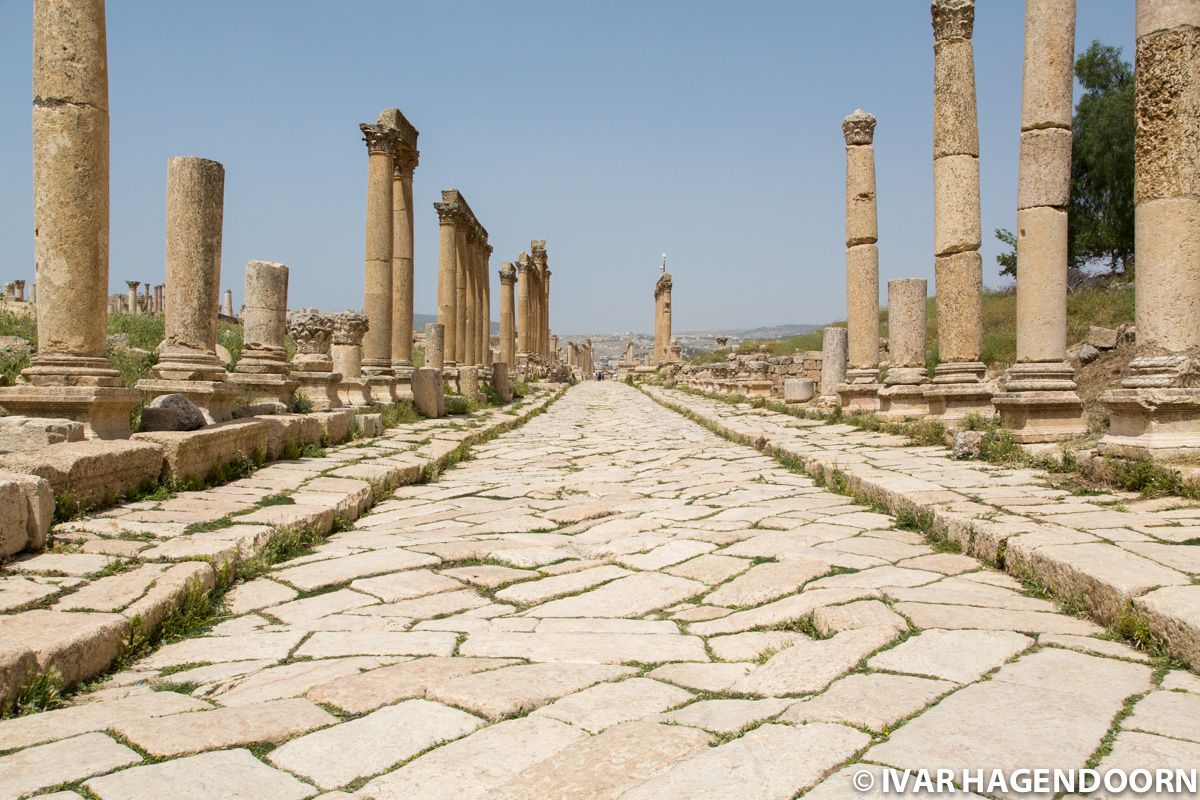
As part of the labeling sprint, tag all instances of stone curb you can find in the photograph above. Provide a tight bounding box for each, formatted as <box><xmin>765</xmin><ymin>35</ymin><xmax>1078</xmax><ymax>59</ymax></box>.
<box><xmin>0</xmin><ymin>388</ymin><xmax>565</xmax><ymax>709</ymax></box>
<box><xmin>644</xmin><ymin>385</ymin><xmax>1200</xmax><ymax>669</ymax></box>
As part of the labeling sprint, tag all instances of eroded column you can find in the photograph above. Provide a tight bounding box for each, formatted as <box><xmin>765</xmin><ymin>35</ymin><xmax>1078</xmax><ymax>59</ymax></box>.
<box><xmin>223</xmin><ymin>289</ymin><xmax>233</xmax><ymax>317</ymax></box>
<box><xmin>878</xmin><ymin>279</ymin><xmax>931</xmax><ymax>419</ymax></box>
<box><xmin>228</xmin><ymin>260</ymin><xmax>296</xmax><ymax>406</ymax></box>
<box><xmin>925</xmin><ymin>0</ymin><xmax>993</xmax><ymax>423</ymax></box>
<box><xmin>0</xmin><ymin>0</ymin><xmax>139</xmax><ymax>437</ymax></box>
<box><xmin>819</xmin><ymin>326</ymin><xmax>849</xmax><ymax>403</ymax></box>
<box><xmin>499</xmin><ymin>262</ymin><xmax>516</xmax><ymax>367</ymax></box>
<box><xmin>137</xmin><ymin>156</ymin><xmax>236</xmax><ymax>422</ymax></box>
<box><xmin>454</xmin><ymin>223</ymin><xmax>469</xmax><ymax>367</ymax></box>
<box><xmin>835</xmin><ymin>109</ymin><xmax>882</xmax><ymax>412</ymax></box>
<box><xmin>993</xmin><ymin>0</ymin><xmax>1085</xmax><ymax>441</ymax></box>
<box><xmin>332</xmin><ymin>311</ymin><xmax>372</xmax><ymax>407</ymax></box>
<box><xmin>1100</xmin><ymin>0</ymin><xmax>1200</xmax><ymax>458</ymax></box>
<box><xmin>391</xmin><ymin>136</ymin><xmax>418</xmax><ymax>376</ymax></box>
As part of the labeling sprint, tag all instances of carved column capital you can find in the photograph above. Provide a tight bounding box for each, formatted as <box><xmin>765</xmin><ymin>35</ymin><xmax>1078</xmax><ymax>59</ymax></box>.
<box><xmin>931</xmin><ymin>0</ymin><xmax>974</xmax><ymax>42</ymax></box>
<box><xmin>392</xmin><ymin>147</ymin><xmax>419</xmax><ymax>177</ymax></box>
<box><xmin>288</xmin><ymin>308</ymin><xmax>334</xmax><ymax>355</ymax></box>
<box><xmin>842</xmin><ymin>109</ymin><xmax>877</xmax><ymax>146</ymax></box>
<box><xmin>500</xmin><ymin>263</ymin><xmax>517</xmax><ymax>285</ymax></box>
<box><xmin>332</xmin><ymin>311</ymin><xmax>370</xmax><ymax>346</ymax></box>
<box><xmin>360</xmin><ymin>123</ymin><xmax>396</xmax><ymax>155</ymax></box>
<box><xmin>434</xmin><ymin>201</ymin><xmax>461</xmax><ymax>225</ymax></box>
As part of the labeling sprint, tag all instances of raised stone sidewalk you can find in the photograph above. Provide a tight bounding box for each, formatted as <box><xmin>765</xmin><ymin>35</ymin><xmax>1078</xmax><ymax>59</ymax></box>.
<box><xmin>0</xmin><ymin>388</ymin><xmax>561</xmax><ymax>708</ymax></box>
<box><xmin>646</xmin><ymin>385</ymin><xmax>1200</xmax><ymax>668</ymax></box>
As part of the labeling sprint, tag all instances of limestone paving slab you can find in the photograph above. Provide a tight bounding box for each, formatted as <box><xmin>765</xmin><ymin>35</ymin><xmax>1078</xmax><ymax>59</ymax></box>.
<box><xmin>0</xmin><ymin>732</ymin><xmax>141</xmax><ymax>800</ymax></box>
<box><xmin>85</xmin><ymin>748</ymin><xmax>315</xmax><ymax>800</ymax></box>
<box><xmin>531</xmin><ymin>677</ymin><xmax>693</xmax><ymax>732</ymax></box>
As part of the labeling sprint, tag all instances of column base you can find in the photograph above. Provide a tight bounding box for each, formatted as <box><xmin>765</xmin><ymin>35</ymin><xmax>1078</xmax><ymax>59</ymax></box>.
<box><xmin>924</xmin><ymin>362</ymin><xmax>994</xmax><ymax>425</ymax></box>
<box><xmin>992</xmin><ymin>391</ymin><xmax>1086</xmax><ymax>443</ymax></box>
<box><xmin>391</xmin><ymin>365</ymin><xmax>415</xmax><ymax>403</ymax></box>
<box><xmin>836</xmin><ymin>369</ymin><xmax>882</xmax><ymax>412</ymax></box>
<box><xmin>151</xmin><ymin>349</ymin><xmax>228</xmax><ymax>382</ymax></box>
<box><xmin>739</xmin><ymin>379</ymin><xmax>774</xmax><ymax>399</ymax></box>
<box><xmin>228</xmin><ymin>372</ymin><xmax>298</xmax><ymax>408</ymax></box>
<box><xmin>1098</xmin><ymin>387</ymin><xmax>1200</xmax><ymax>460</ymax></box>
<box><xmin>135</xmin><ymin>378</ymin><xmax>239</xmax><ymax>424</ymax></box>
<box><xmin>337</xmin><ymin>378</ymin><xmax>375</xmax><ymax>408</ymax></box>
<box><xmin>291</xmin><ymin>371</ymin><xmax>343</xmax><ymax>411</ymax></box>
<box><xmin>877</xmin><ymin>382</ymin><xmax>930</xmax><ymax>421</ymax></box>
<box><xmin>365</xmin><ymin>375</ymin><xmax>399</xmax><ymax>405</ymax></box>
<box><xmin>0</xmin><ymin>385</ymin><xmax>141</xmax><ymax>440</ymax></box>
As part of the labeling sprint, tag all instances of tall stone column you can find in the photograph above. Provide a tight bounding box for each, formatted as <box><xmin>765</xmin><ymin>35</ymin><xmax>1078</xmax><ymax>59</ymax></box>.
<box><xmin>481</xmin><ymin>244</ymin><xmax>493</xmax><ymax>368</ymax></box>
<box><xmin>1100</xmin><ymin>0</ymin><xmax>1200</xmax><ymax>458</ymax></box>
<box><xmin>653</xmin><ymin>281</ymin><xmax>664</xmax><ymax>362</ymax></box>
<box><xmin>993</xmin><ymin>0</ymin><xmax>1085</xmax><ymax>441</ymax></box>
<box><xmin>878</xmin><ymin>279</ymin><xmax>931</xmax><ymax>419</ymax></box>
<box><xmin>819</xmin><ymin>327</ymin><xmax>849</xmax><ymax>403</ymax></box>
<box><xmin>517</xmin><ymin>252</ymin><xmax>531</xmax><ymax>358</ymax></box>
<box><xmin>0</xmin><ymin>0</ymin><xmax>139</xmax><ymax>438</ymax></box>
<box><xmin>454</xmin><ymin>223</ymin><xmax>470</xmax><ymax>367</ymax></box>
<box><xmin>332</xmin><ymin>311</ymin><xmax>372</xmax><ymax>407</ymax></box>
<box><xmin>289</xmin><ymin>309</ymin><xmax>341</xmax><ymax>410</ymax></box>
<box><xmin>359</xmin><ymin>122</ymin><xmax>394</xmax><ymax>382</ymax></box>
<box><xmin>499</xmin><ymin>262</ymin><xmax>516</xmax><ymax>367</ymax></box>
<box><xmin>544</xmin><ymin>271</ymin><xmax>552</xmax><ymax>359</ymax></box>
<box><xmin>137</xmin><ymin>157</ymin><xmax>237</xmax><ymax>422</ymax></box>
<box><xmin>924</xmin><ymin>0</ymin><xmax>993</xmax><ymax>423</ymax></box>
<box><xmin>654</xmin><ymin>272</ymin><xmax>673</xmax><ymax>366</ymax></box>
<box><xmin>223</xmin><ymin>289</ymin><xmax>233</xmax><ymax>317</ymax></box>
<box><xmin>531</xmin><ymin>241</ymin><xmax>549</xmax><ymax>359</ymax></box>
<box><xmin>836</xmin><ymin>109</ymin><xmax>883</xmax><ymax>412</ymax></box>
<box><xmin>435</xmin><ymin>202</ymin><xmax>459</xmax><ymax>369</ymax></box>
<box><xmin>228</xmin><ymin>260</ymin><xmax>297</xmax><ymax>406</ymax></box>
<box><xmin>391</xmin><ymin>152</ymin><xmax>415</xmax><ymax>376</ymax></box>
<box><xmin>127</xmin><ymin>281</ymin><xmax>140</xmax><ymax>314</ymax></box>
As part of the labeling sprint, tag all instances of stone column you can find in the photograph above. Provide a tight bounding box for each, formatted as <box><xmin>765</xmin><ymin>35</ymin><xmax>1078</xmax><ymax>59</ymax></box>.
<box><xmin>654</xmin><ymin>273</ymin><xmax>673</xmax><ymax>366</ymax></box>
<box><xmin>222</xmin><ymin>289</ymin><xmax>233</xmax><ymax>317</ymax></box>
<box><xmin>481</xmin><ymin>244</ymin><xmax>492</xmax><ymax>369</ymax></box>
<box><xmin>1100</xmin><ymin>0</ymin><xmax>1200</xmax><ymax>458</ymax></box>
<box><xmin>924</xmin><ymin>0</ymin><xmax>993</xmax><ymax>423</ymax></box>
<box><xmin>878</xmin><ymin>279</ymin><xmax>931</xmax><ymax>419</ymax></box>
<box><xmin>499</xmin><ymin>262</ymin><xmax>516</xmax><ymax>368</ymax></box>
<box><xmin>14</xmin><ymin>280</ymin><xmax>25</xmax><ymax>302</ymax></box>
<box><xmin>835</xmin><ymin>109</ymin><xmax>883</xmax><ymax>412</ymax></box>
<box><xmin>543</xmin><ymin>271</ymin><xmax>552</xmax><ymax>359</ymax></box>
<box><xmin>127</xmin><ymin>281</ymin><xmax>140</xmax><ymax>314</ymax></box>
<box><xmin>144</xmin><ymin>282</ymin><xmax>151</xmax><ymax>313</ymax></box>
<box><xmin>517</xmin><ymin>252</ymin><xmax>532</xmax><ymax>357</ymax></box>
<box><xmin>228</xmin><ymin>260</ymin><xmax>296</xmax><ymax>407</ymax></box>
<box><xmin>391</xmin><ymin>148</ymin><xmax>417</xmax><ymax>376</ymax></box>
<box><xmin>359</xmin><ymin>122</ymin><xmax>394</xmax><ymax>381</ymax></box>
<box><xmin>818</xmin><ymin>326</ymin><xmax>849</xmax><ymax>403</ymax></box>
<box><xmin>331</xmin><ymin>311</ymin><xmax>372</xmax><ymax>407</ymax></box>
<box><xmin>993</xmin><ymin>0</ymin><xmax>1085</xmax><ymax>441</ymax></box>
<box><xmin>454</xmin><ymin>223</ymin><xmax>470</xmax><ymax>367</ymax></box>
<box><xmin>29</xmin><ymin>283</ymin><xmax>36</xmax><ymax>304</ymax></box>
<box><xmin>435</xmin><ymin>201</ymin><xmax>459</xmax><ymax>369</ymax></box>
<box><xmin>424</xmin><ymin>322</ymin><xmax>444</xmax><ymax>371</ymax></box>
<box><xmin>137</xmin><ymin>156</ymin><xmax>236</xmax><ymax>422</ymax></box>
<box><xmin>289</xmin><ymin>309</ymin><xmax>341</xmax><ymax>411</ymax></box>
<box><xmin>0</xmin><ymin>0</ymin><xmax>139</xmax><ymax>438</ymax></box>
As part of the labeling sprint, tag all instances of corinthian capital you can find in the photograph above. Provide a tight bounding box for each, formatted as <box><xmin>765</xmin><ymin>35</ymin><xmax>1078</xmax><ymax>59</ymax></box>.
<box><xmin>393</xmin><ymin>147</ymin><xmax>419</xmax><ymax>177</ymax></box>
<box><xmin>499</xmin><ymin>263</ymin><xmax>517</xmax><ymax>285</ymax></box>
<box><xmin>360</xmin><ymin>123</ymin><xmax>395</xmax><ymax>155</ymax></box>
<box><xmin>332</xmin><ymin>311</ymin><xmax>370</xmax><ymax>346</ymax></box>
<box><xmin>842</xmin><ymin>109</ymin><xmax>877</xmax><ymax>146</ymax></box>
<box><xmin>931</xmin><ymin>0</ymin><xmax>974</xmax><ymax>42</ymax></box>
<box><xmin>434</xmin><ymin>202</ymin><xmax>460</xmax><ymax>225</ymax></box>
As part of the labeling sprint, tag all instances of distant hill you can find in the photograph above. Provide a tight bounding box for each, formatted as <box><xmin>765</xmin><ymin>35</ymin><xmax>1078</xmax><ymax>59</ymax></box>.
<box><xmin>679</xmin><ymin>323</ymin><xmax>824</xmax><ymax>340</ymax></box>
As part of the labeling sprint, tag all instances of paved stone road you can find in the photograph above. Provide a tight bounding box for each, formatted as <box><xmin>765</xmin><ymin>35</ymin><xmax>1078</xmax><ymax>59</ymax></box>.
<box><xmin>2</xmin><ymin>382</ymin><xmax>1196</xmax><ymax>799</ymax></box>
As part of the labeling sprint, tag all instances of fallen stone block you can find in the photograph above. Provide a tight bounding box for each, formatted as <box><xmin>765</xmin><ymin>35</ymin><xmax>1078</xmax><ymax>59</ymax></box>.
<box><xmin>254</xmin><ymin>413</ymin><xmax>323</xmax><ymax>460</ymax></box>
<box><xmin>1087</xmin><ymin>325</ymin><xmax>1120</xmax><ymax>350</ymax></box>
<box><xmin>411</xmin><ymin>369</ymin><xmax>445</xmax><ymax>418</ymax></box>
<box><xmin>0</xmin><ymin>415</ymin><xmax>84</xmax><ymax>452</ymax></box>
<box><xmin>0</xmin><ymin>609</ymin><xmax>130</xmax><ymax>694</ymax></box>
<box><xmin>139</xmin><ymin>393</ymin><xmax>205</xmax><ymax>432</ymax></box>
<box><xmin>312</xmin><ymin>409</ymin><xmax>356</xmax><ymax>446</ymax></box>
<box><xmin>0</xmin><ymin>472</ymin><xmax>53</xmax><ymax>556</ymax></box>
<box><xmin>783</xmin><ymin>378</ymin><xmax>815</xmax><ymax>404</ymax></box>
<box><xmin>134</xmin><ymin>419</ymin><xmax>269</xmax><ymax>485</ymax></box>
<box><xmin>0</xmin><ymin>439</ymin><xmax>164</xmax><ymax>511</ymax></box>
<box><xmin>358</xmin><ymin>412</ymin><xmax>383</xmax><ymax>438</ymax></box>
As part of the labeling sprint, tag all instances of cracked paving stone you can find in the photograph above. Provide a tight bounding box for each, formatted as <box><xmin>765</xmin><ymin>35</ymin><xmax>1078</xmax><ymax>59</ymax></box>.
<box><xmin>85</xmin><ymin>748</ymin><xmax>314</xmax><ymax>800</ymax></box>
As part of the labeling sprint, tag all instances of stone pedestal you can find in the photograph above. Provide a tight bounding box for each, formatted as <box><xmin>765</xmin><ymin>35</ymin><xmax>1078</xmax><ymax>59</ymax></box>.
<box><xmin>0</xmin><ymin>0</ymin><xmax>140</xmax><ymax>438</ymax></box>
<box><xmin>819</xmin><ymin>327</ymin><xmax>848</xmax><ymax>403</ymax></box>
<box><xmin>878</xmin><ymin>279</ymin><xmax>931</xmax><ymax>421</ymax></box>
<box><xmin>229</xmin><ymin>261</ymin><xmax>296</xmax><ymax>407</ymax></box>
<box><xmin>289</xmin><ymin>309</ymin><xmax>342</xmax><ymax>411</ymax></box>
<box><xmin>457</xmin><ymin>366</ymin><xmax>481</xmax><ymax>402</ymax></box>
<box><xmin>331</xmin><ymin>312</ymin><xmax>372</xmax><ymax>408</ymax></box>
<box><xmin>411</xmin><ymin>368</ymin><xmax>444</xmax><ymax>418</ymax></box>
<box><xmin>1099</xmin><ymin>2</ymin><xmax>1200</xmax><ymax>459</ymax></box>
<box><xmin>492</xmin><ymin>362</ymin><xmax>512</xmax><ymax>403</ymax></box>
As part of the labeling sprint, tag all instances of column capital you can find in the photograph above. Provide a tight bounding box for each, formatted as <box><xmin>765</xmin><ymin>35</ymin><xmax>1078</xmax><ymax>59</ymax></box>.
<box><xmin>483</xmin><ymin>243</ymin><xmax>493</xmax><ymax>258</ymax></box>
<box><xmin>360</xmin><ymin>123</ymin><xmax>396</xmax><ymax>155</ymax></box>
<box><xmin>842</xmin><ymin>109</ymin><xmax>877</xmax><ymax>146</ymax></box>
<box><xmin>434</xmin><ymin>201</ymin><xmax>461</xmax><ymax>225</ymax></box>
<box><xmin>931</xmin><ymin>0</ymin><xmax>974</xmax><ymax>42</ymax></box>
<box><xmin>499</xmin><ymin>263</ymin><xmax>517</xmax><ymax>285</ymax></box>
<box><xmin>332</xmin><ymin>310</ymin><xmax>370</xmax><ymax>346</ymax></box>
<box><xmin>126</xmin><ymin>280</ymin><xmax>140</xmax><ymax>290</ymax></box>
<box><xmin>392</xmin><ymin>146</ymin><xmax>419</xmax><ymax>178</ymax></box>
<box><xmin>288</xmin><ymin>308</ymin><xmax>334</xmax><ymax>355</ymax></box>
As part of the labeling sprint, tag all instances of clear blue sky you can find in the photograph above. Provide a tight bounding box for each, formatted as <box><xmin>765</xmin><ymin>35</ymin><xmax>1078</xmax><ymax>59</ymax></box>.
<box><xmin>0</xmin><ymin>1</ymin><xmax>1133</xmax><ymax>336</ymax></box>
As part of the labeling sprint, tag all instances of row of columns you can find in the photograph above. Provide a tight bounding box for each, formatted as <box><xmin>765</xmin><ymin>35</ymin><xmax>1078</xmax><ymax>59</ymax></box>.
<box><xmin>434</xmin><ymin>189</ymin><xmax>491</xmax><ymax>371</ymax></box>
<box><xmin>516</xmin><ymin>241</ymin><xmax>552</xmax><ymax>365</ymax></box>
<box><xmin>834</xmin><ymin>0</ymin><xmax>1200</xmax><ymax>459</ymax></box>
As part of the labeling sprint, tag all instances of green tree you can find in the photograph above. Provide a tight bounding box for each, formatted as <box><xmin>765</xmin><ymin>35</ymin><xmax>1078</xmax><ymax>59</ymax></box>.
<box><xmin>994</xmin><ymin>228</ymin><xmax>1017</xmax><ymax>278</ymax></box>
<box><xmin>1070</xmin><ymin>41</ymin><xmax>1135</xmax><ymax>274</ymax></box>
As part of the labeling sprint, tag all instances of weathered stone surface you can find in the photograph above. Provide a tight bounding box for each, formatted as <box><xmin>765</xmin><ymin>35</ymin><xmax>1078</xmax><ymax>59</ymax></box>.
<box><xmin>0</xmin><ymin>690</ymin><xmax>208</xmax><ymax>751</ymax></box>
<box><xmin>620</xmin><ymin>723</ymin><xmax>870</xmax><ymax>800</ymax></box>
<box><xmin>523</xmin><ymin>572</ymin><xmax>705</xmax><ymax>618</ymax></box>
<box><xmin>114</xmin><ymin>697</ymin><xmax>337</xmax><ymax>757</ymax></box>
<box><xmin>85</xmin><ymin>748</ymin><xmax>314</xmax><ymax>800</ymax></box>
<box><xmin>358</xmin><ymin>716</ymin><xmax>588</xmax><ymax>800</ymax></box>
<box><xmin>138</xmin><ymin>393</ymin><xmax>205</xmax><ymax>432</ymax></box>
<box><xmin>867</xmin><ymin>629</ymin><xmax>1034</xmax><ymax>683</ymax></box>
<box><xmin>0</xmin><ymin>415</ymin><xmax>83</xmax><ymax>452</ymax></box>
<box><xmin>305</xmin><ymin>656</ymin><xmax>518</xmax><ymax>715</ymax></box>
<box><xmin>133</xmin><ymin>419</ymin><xmax>268</xmax><ymax>484</ymax></box>
<box><xmin>659</xmin><ymin>697</ymin><xmax>790</xmax><ymax>734</ymax></box>
<box><xmin>532</xmin><ymin>677</ymin><xmax>693</xmax><ymax>732</ymax></box>
<box><xmin>704</xmin><ymin>560</ymin><xmax>829</xmax><ymax>608</ymax></box>
<box><xmin>491</xmin><ymin>721</ymin><xmax>711</xmax><ymax>800</ymax></box>
<box><xmin>273</xmin><ymin>548</ymin><xmax>439</xmax><ymax>592</ymax></box>
<box><xmin>0</xmin><ymin>440</ymin><xmax>163</xmax><ymax>510</ymax></box>
<box><xmin>459</xmin><ymin>630</ymin><xmax>707</xmax><ymax>663</ymax></box>
<box><xmin>426</xmin><ymin>662</ymin><xmax>635</xmax><ymax>719</ymax></box>
<box><xmin>268</xmin><ymin>699</ymin><xmax>482</xmax><ymax>789</ymax></box>
<box><xmin>0</xmin><ymin>471</ymin><xmax>53</xmax><ymax>556</ymax></box>
<box><xmin>0</xmin><ymin>609</ymin><xmax>129</xmax><ymax>691</ymax></box>
<box><xmin>781</xmin><ymin>672</ymin><xmax>955</xmax><ymax>731</ymax></box>
<box><xmin>731</xmin><ymin>626</ymin><xmax>897</xmax><ymax>695</ymax></box>
<box><xmin>411</xmin><ymin>368</ymin><xmax>445</xmax><ymax>418</ymax></box>
<box><xmin>0</xmin><ymin>732</ymin><xmax>140</xmax><ymax>800</ymax></box>
<box><xmin>494</xmin><ymin>565</ymin><xmax>629</xmax><ymax>605</ymax></box>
